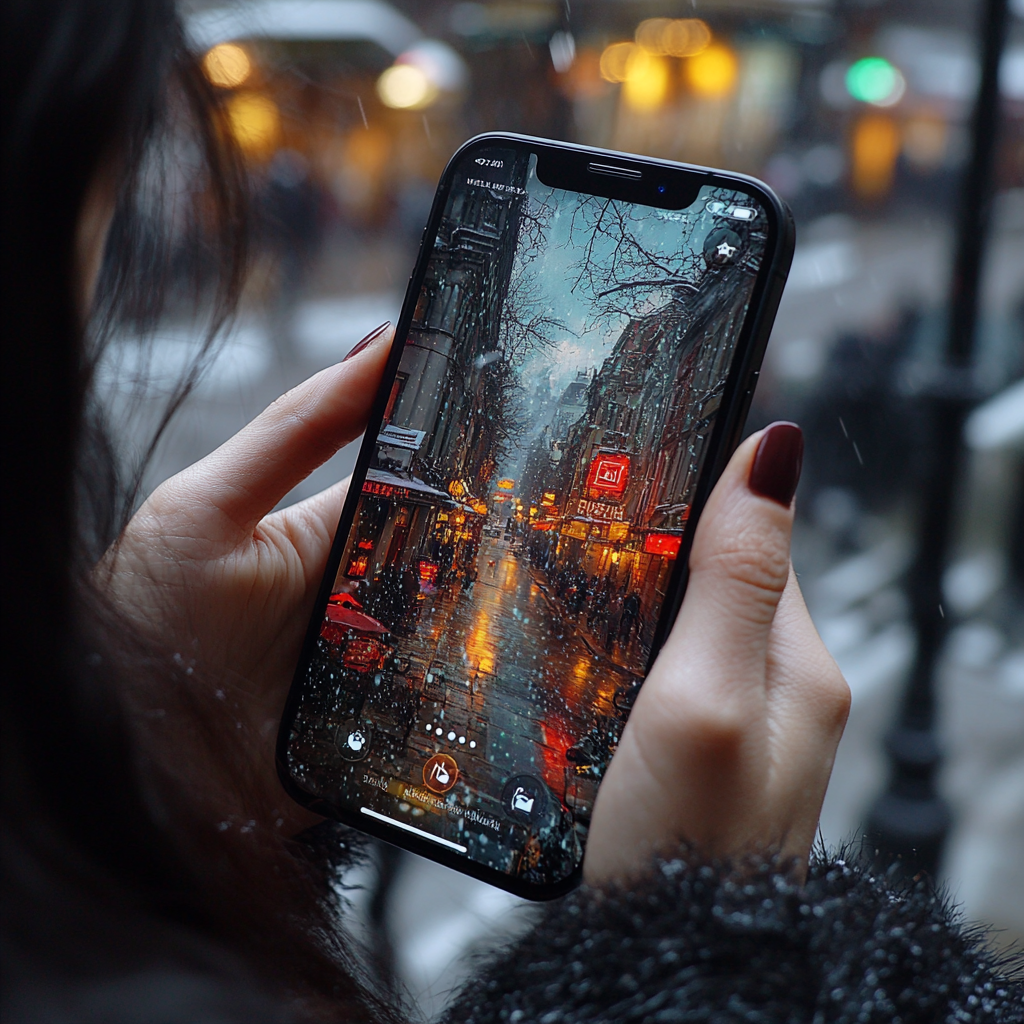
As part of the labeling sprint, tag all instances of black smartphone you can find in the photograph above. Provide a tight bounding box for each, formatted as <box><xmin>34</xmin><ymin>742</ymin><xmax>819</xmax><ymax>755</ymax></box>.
<box><xmin>278</xmin><ymin>133</ymin><xmax>794</xmax><ymax>899</ymax></box>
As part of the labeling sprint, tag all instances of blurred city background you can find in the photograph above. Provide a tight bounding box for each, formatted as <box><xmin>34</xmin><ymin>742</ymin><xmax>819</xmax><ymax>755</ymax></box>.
<box><xmin>101</xmin><ymin>0</ymin><xmax>1023</xmax><ymax>1016</ymax></box>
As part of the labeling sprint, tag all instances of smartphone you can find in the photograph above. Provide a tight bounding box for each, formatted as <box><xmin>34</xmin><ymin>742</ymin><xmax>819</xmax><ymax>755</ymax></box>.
<box><xmin>278</xmin><ymin>133</ymin><xmax>794</xmax><ymax>899</ymax></box>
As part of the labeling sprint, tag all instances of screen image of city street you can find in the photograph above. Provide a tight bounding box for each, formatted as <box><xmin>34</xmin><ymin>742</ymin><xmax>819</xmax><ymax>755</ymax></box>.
<box><xmin>286</xmin><ymin>148</ymin><xmax>768</xmax><ymax>886</ymax></box>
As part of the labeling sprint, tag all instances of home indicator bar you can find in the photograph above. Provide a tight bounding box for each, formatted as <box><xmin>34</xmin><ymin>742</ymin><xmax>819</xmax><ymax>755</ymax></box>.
<box><xmin>360</xmin><ymin>806</ymin><xmax>468</xmax><ymax>853</ymax></box>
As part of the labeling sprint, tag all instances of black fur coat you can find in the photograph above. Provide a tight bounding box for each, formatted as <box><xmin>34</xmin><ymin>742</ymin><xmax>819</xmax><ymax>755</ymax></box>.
<box><xmin>445</xmin><ymin>851</ymin><xmax>1024</xmax><ymax>1023</ymax></box>
<box><xmin>6</xmin><ymin>846</ymin><xmax>1022</xmax><ymax>1021</ymax></box>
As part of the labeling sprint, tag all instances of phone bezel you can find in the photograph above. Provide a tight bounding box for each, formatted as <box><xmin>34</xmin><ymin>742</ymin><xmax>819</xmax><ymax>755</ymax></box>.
<box><xmin>276</xmin><ymin>132</ymin><xmax>795</xmax><ymax>901</ymax></box>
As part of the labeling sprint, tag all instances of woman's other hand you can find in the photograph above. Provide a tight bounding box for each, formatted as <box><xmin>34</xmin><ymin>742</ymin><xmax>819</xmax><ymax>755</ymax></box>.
<box><xmin>101</xmin><ymin>323</ymin><xmax>393</xmax><ymax>834</ymax></box>
<box><xmin>585</xmin><ymin>424</ymin><xmax>850</xmax><ymax>886</ymax></box>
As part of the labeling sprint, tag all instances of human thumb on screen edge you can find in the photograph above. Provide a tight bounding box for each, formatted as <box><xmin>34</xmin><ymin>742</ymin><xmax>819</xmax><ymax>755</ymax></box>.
<box><xmin>585</xmin><ymin>423</ymin><xmax>850</xmax><ymax>886</ymax></box>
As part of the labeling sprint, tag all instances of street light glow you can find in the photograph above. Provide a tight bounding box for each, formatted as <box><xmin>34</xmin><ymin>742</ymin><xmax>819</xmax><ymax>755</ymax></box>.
<box><xmin>202</xmin><ymin>43</ymin><xmax>252</xmax><ymax>89</ymax></box>
<box><xmin>635</xmin><ymin>18</ymin><xmax>711</xmax><ymax>58</ymax></box>
<box><xmin>622</xmin><ymin>50</ymin><xmax>671</xmax><ymax>110</ymax></box>
<box><xmin>599</xmin><ymin>43</ymin><xmax>670</xmax><ymax>108</ymax></box>
<box><xmin>851</xmin><ymin>112</ymin><xmax>901</xmax><ymax>198</ymax></box>
<box><xmin>599</xmin><ymin>41</ymin><xmax>636</xmax><ymax>83</ymax></box>
<box><xmin>846</xmin><ymin>57</ymin><xmax>905</xmax><ymax>107</ymax></box>
<box><xmin>684</xmin><ymin>43</ymin><xmax>738</xmax><ymax>97</ymax></box>
<box><xmin>601</xmin><ymin>19</ymin><xmax>711</xmax><ymax>93</ymax></box>
<box><xmin>377</xmin><ymin>64</ymin><xmax>438</xmax><ymax>110</ymax></box>
<box><xmin>225</xmin><ymin>92</ymin><xmax>280</xmax><ymax>154</ymax></box>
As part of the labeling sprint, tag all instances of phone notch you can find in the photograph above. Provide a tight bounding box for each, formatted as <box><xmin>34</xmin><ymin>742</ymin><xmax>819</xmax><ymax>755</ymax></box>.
<box><xmin>536</xmin><ymin>146</ymin><xmax>701</xmax><ymax>210</ymax></box>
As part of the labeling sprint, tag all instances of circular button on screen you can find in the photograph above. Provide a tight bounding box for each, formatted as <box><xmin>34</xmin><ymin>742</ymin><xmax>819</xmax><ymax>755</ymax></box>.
<box><xmin>702</xmin><ymin>226</ymin><xmax>742</xmax><ymax>266</ymax></box>
<box><xmin>423</xmin><ymin>753</ymin><xmax>459</xmax><ymax>793</ymax></box>
<box><xmin>502</xmin><ymin>775</ymin><xmax>547</xmax><ymax>822</ymax></box>
<box><xmin>336</xmin><ymin>719</ymin><xmax>373</xmax><ymax>761</ymax></box>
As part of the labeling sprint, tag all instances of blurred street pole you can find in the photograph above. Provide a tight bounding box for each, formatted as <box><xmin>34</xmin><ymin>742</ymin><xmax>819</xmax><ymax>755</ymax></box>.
<box><xmin>865</xmin><ymin>0</ymin><xmax>1010</xmax><ymax>879</ymax></box>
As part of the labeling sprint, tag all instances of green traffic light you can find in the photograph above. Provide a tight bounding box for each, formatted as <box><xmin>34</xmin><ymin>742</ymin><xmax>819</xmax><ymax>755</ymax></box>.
<box><xmin>846</xmin><ymin>57</ymin><xmax>901</xmax><ymax>105</ymax></box>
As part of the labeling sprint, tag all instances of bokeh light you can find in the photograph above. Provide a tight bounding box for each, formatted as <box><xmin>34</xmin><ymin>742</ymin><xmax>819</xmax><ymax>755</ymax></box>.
<box><xmin>622</xmin><ymin>50</ymin><xmax>670</xmax><ymax>111</ymax></box>
<box><xmin>377</xmin><ymin>64</ymin><xmax>439</xmax><ymax>110</ymax></box>
<box><xmin>846</xmin><ymin>57</ymin><xmax>906</xmax><ymax>107</ymax></box>
<box><xmin>851</xmin><ymin>112</ymin><xmax>901</xmax><ymax>198</ymax></box>
<box><xmin>636</xmin><ymin>18</ymin><xmax>711</xmax><ymax>58</ymax></box>
<box><xmin>599</xmin><ymin>41</ymin><xmax>636</xmax><ymax>83</ymax></box>
<box><xmin>684</xmin><ymin>44</ymin><xmax>739</xmax><ymax>97</ymax></box>
<box><xmin>598</xmin><ymin>41</ymin><xmax>672</xmax><ymax>109</ymax></box>
<box><xmin>202</xmin><ymin>42</ymin><xmax>252</xmax><ymax>89</ymax></box>
<box><xmin>225</xmin><ymin>92</ymin><xmax>279</xmax><ymax>154</ymax></box>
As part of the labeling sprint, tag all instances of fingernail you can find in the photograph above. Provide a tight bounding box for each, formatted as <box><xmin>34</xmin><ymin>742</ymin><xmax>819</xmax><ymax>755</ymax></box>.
<box><xmin>749</xmin><ymin>422</ymin><xmax>803</xmax><ymax>507</ymax></box>
<box><xmin>342</xmin><ymin>321</ymin><xmax>391</xmax><ymax>362</ymax></box>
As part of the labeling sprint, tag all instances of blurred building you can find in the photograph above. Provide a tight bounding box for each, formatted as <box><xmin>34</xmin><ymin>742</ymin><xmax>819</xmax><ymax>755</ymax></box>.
<box><xmin>339</xmin><ymin>149</ymin><xmax>532</xmax><ymax>592</ymax></box>
<box><xmin>183</xmin><ymin>0</ymin><xmax>1022</xmax><ymax>292</ymax></box>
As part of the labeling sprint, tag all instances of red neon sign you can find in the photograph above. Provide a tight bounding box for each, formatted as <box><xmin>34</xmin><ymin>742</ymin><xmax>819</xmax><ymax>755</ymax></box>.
<box><xmin>345</xmin><ymin>555</ymin><xmax>369</xmax><ymax>577</ymax></box>
<box><xmin>585</xmin><ymin>453</ymin><xmax>630</xmax><ymax>498</ymax></box>
<box><xmin>644</xmin><ymin>532</ymin><xmax>682</xmax><ymax>557</ymax></box>
<box><xmin>362</xmin><ymin>480</ymin><xmax>411</xmax><ymax>501</ymax></box>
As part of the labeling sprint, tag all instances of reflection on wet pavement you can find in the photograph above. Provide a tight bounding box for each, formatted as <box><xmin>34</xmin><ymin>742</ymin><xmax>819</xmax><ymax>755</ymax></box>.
<box><xmin>289</xmin><ymin>534</ymin><xmax>640</xmax><ymax>885</ymax></box>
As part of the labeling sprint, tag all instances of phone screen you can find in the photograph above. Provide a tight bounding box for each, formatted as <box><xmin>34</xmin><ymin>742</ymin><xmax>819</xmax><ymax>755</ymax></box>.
<box><xmin>283</xmin><ymin>142</ymin><xmax>771</xmax><ymax>891</ymax></box>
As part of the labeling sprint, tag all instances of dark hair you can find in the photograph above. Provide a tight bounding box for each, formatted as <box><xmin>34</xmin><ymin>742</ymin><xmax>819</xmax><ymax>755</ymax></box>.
<box><xmin>1</xmin><ymin>3</ymin><xmax>396</xmax><ymax>1019</ymax></box>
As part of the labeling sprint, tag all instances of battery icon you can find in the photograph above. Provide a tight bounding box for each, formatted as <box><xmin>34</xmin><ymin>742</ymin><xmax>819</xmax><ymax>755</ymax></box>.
<box><xmin>727</xmin><ymin>206</ymin><xmax>758</xmax><ymax>221</ymax></box>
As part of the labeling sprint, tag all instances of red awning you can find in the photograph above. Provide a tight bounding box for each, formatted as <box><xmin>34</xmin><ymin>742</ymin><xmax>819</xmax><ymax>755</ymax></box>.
<box><xmin>324</xmin><ymin>603</ymin><xmax>388</xmax><ymax>635</ymax></box>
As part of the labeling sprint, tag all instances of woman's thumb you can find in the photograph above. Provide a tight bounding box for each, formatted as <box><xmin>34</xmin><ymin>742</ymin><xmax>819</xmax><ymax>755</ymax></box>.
<box><xmin>659</xmin><ymin>423</ymin><xmax>803</xmax><ymax>691</ymax></box>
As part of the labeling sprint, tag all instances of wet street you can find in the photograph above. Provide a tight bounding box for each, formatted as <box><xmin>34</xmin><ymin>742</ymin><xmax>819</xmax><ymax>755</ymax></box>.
<box><xmin>286</xmin><ymin>529</ymin><xmax>647</xmax><ymax>882</ymax></box>
<box><xmin>397</xmin><ymin>535</ymin><xmax>638</xmax><ymax>812</ymax></box>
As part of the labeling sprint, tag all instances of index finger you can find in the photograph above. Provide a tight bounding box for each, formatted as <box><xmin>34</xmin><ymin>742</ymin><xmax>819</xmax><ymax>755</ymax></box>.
<box><xmin>156</xmin><ymin>324</ymin><xmax>392</xmax><ymax>541</ymax></box>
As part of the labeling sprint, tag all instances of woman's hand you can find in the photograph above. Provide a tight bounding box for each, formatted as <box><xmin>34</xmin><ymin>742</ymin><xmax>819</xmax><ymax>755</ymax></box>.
<box><xmin>101</xmin><ymin>323</ymin><xmax>393</xmax><ymax>834</ymax></box>
<box><xmin>585</xmin><ymin>424</ymin><xmax>850</xmax><ymax>886</ymax></box>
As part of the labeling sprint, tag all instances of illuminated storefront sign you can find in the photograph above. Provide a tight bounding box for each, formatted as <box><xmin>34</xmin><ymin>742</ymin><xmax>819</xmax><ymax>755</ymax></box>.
<box><xmin>346</xmin><ymin>555</ymin><xmax>369</xmax><ymax>577</ymax></box>
<box><xmin>574</xmin><ymin>498</ymin><xmax>626</xmax><ymax>521</ymax></box>
<box><xmin>497</xmin><ymin>478</ymin><xmax>515</xmax><ymax>491</ymax></box>
<box><xmin>541</xmin><ymin>492</ymin><xmax>557</xmax><ymax>506</ymax></box>
<box><xmin>608</xmin><ymin>522</ymin><xmax>630</xmax><ymax>542</ymax></box>
<box><xmin>644</xmin><ymin>532</ymin><xmax>682</xmax><ymax>557</ymax></box>
<box><xmin>561</xmin><ymin>520</ymin><xmax>589</xmax><ymax>541</ymax></box>
<box><xmin>585</xmin><ymin>453</ymin><xmax>629</xmax><ymax>498</ymax></box>
<box><xmin>362</xmin><ymin>480</ymin><xmax>411</xmax><ymax>501</ymax></box>
<box><xmin>417</xmin><ymin>560</ymin><xmax>439</xmax><ymax>592</ymax></box>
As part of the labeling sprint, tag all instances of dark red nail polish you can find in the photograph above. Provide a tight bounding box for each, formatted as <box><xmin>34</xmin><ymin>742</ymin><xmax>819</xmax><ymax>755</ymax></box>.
<box><xmin>749</xmin><ymin>422</ymin><xmax>803</xmax><ymax>507</ymax></box>
<box><xmin>342</xmin><ymin>321</ymin><xmax>391</xmax><ymax>362</ymax></box>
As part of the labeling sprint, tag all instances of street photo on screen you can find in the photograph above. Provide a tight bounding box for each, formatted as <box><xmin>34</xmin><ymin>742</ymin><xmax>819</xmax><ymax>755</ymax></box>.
<box><xmin>286</xmin><ymin>146</ymin><xmax>768</xmax><ymax>885</ymax></box>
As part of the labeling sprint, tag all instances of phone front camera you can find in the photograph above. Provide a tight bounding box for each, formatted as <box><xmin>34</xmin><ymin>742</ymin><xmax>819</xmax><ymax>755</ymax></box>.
<box><xmin>656</xmin><ymin>183</ymin><xmax>667</xmax><ymax>195</ymax></box>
